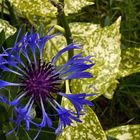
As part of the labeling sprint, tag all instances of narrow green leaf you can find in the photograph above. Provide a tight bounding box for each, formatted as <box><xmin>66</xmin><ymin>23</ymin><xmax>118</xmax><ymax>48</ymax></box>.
<box><xmin>0</xmin><ymin>103</ymin><xmax>8</xmax><ymax>124</ymax></box>
<box><xmin>106</xmin><ymin>124</ymin><xmax>140</xmax><ymax>140</ymax></box>
<box><xmin>0</xmin><ymin>131</ymin><xmax>6</xmax><ymax>140</ymax></box>
<box><xmin>0</xmin><ymin>30</ymin><xmax>5</xmax><ymax>46</ymax></box>
<box><xmin>0</xmin><ymin>104</ymin><xmax>8</xmax><ymax>140</ymax></box>
<box><xmin>28</xmin><ymin>128</ymin><xmax>56</xmax><ymax>140</ymax></box>
<box><xmin>17</xmin><ymin>127</ymin><xmax>32</xmax><ymax>140</ymax></box>
<box><xmin>3</xmin><ymin>124</ymin><xmax>19</xmax><ymax>140</ymax></box>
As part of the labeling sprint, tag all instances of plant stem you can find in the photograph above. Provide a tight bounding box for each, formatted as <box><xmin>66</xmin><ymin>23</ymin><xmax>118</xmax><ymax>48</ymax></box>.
<box><xmin>49</xmin><ymin>0</ymin><xmax>73</xmax><ymax>104</ymax></box>
<box><xmin>49</xmin><ymin>0</ymin><xmax>73</xmax><ymax>59</ymax></box>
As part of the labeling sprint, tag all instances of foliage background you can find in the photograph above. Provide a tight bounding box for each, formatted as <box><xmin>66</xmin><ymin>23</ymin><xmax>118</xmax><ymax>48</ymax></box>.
<box><xmin>0</xmin><ymin>0</ymin><xmax>140</xmax><ymax>140</ymax></box>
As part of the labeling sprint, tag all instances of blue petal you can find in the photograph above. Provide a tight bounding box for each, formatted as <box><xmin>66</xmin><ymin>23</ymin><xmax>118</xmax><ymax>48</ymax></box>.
<box><xmin>32</xmin><ymin>96</ymin><xmax>52</xmax><ymax>131</ymax></box>
<box><xmin>62</xmin><ymin>63</ymin><xmax>94</xmax><ymax>75</ymax></box>
<box><xmin>0</xmin><ymin>54</ymin><xmax>8</xmax><ymax>65</ymax></box>
<box><xmin>51</xmin><ymin>44</ymin><xmax>81</xmax><ymax>64</ymax></box>
<box><xmin>0</xmin><ymin>80</ymin><xmax>21</xmax><ymax>88</ymax></box>
<box><xmin>39</xmin><ymin>97</ymin><xmax>52</xmax><ymax>128</ymax></box>
<box><xmin>55</xmin><ymin>107</ymin><xmax>81</xmax><ymax>134</ymax></box>
<box><xmin>73</xmin><ymin>56</ymin><xmax>93</xmax><ymax>64</ymax></box>
<box><xmin>28</xmin><ymin>31</ymin><xmax>38</xmax><ymax>65</ymax></box>
<box><xmin>9</xmin><ymin>51</ymin><xmax>26</xmax><ymax>68</ymax></box>
<box><xmin>65</xmin><ymin>72</ymin><xmax>93</xmax><ymax>80</ymax></box>
<box><xmin>54</xmin><ymin>53</ymin><xmax>83</xmax><ymax>74</ymax></box>
<box><xmin>58</xmin><ymin>92</ymin><xmax>94</xmax><ymax>115</ymax></box>
<box><xmin>13</xmin><ymin>28</ymin><xmax>22</xmax><ymax>47</ymax></box>
<box><xmin>0</xmin><ymin>65</ymin><xmax>23</xmax><ymax>76</ymax></box>
<box><xmin>9</xmin><ymin>92</ymin><xmax>27</xmax><ymax>106</ymax></box>
<box><xmin>22</xmin><ymin>44</ymin><xmax>31</xmax><ymax>64</ymax></box>
<box><xmin>50</xmin><ymin>100</ymin><xmax>81</xmax><ymax>134</ymax></box>
<box><xmin>37</xmin><ymin>34</ymin><xmax>56</xmax><ymax>59</ymax></box>
<box><xmin>56</xmin><ymin>53</ymin><xmax>94</xmax><ymax>76</ymax></box>
<box><xmin>26</xmin><ymin>99</ymin><xmax>34</xmax><ymax>131</ymax></box>
<box><xmin>33</xmin><ymin>129</ymin><xmax>41</xmax><ymax>140</ymax></box>
<box><xmin>9</xmin><ymin>97</ymin><xmax>34</xmax><ymax>135</ymax></box>
<box><xmin>0</xmin><ymin>96</ymin><xmax>9</xmax><ymax>104</ymax></box>
<box><xmin>0</xmin><ymin>54</ymin><xmax>8</xmax><ymax>57</ymax></box>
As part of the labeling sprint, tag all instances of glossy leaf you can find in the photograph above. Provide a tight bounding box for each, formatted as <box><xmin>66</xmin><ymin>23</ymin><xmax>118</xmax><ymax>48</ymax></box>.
<box><xmin>9</xmin><ymin>0</ymin><xmax>93</xmax><ymax>29</ymax></box>
<box><xmin>0</xmin><ymin>19</ymin><xmax>16</xmax><ymax>39</ymax></box>
<box><xmin>44</xmin><ymin>19</ymin><xmax>121</xmax><ymax>100</ymax></box>
<box><xmin>57</xmin><ymin>105</ymin><xmax>107</xmax><ymax>140</ymax></box>
<box><xmin>118</xmin><ymin>47</ymin><xmax>140</xmax><ymax>78</ymax></box>
<box><xmin>106</xmin><ymin>124</ymin><xmax>140</xmax><ymax>140</ymax></box>
<box><xmin>9</xmin><ymin>0</ymin><xmax>93</xmax><ymax>16</ymax></box>
<box><xmin>70</xmin><ymin>17</ymin><xmax>121</xmax><ymax>99</ymax></box>
<box><xmin>0</xmin><ymin>30</ymin><xmax>5</xmax><ymax>46</ymax></box>
<box><xmin>64</xmin><ymin>0</ymin><xmax>93</xmax><ymax>15</ymax></box>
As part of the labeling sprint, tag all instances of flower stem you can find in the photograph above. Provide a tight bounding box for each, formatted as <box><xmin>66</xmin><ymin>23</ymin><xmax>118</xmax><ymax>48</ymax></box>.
<box><xmin>49</xmin><ymin>0</ymin><xmax>73</xmax><ymax>59</ymax></box>
<box><xmin>49</xmin><ymin>0</ymin><xmax>73</xmax><ymax>104</ymax></box>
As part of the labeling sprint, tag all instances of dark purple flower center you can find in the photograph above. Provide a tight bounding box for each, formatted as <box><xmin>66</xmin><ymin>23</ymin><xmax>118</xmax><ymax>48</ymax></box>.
<box><xmin>21</xmin><ymin>61</ymin><xmax>62</xmax><ymax>99</ymax></box>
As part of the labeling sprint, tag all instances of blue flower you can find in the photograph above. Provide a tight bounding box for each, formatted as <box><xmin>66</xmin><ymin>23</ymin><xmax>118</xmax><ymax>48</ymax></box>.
<box><xmin>0</xmin><ymin>28</ymin><xmax>94</xmax><ymax>139</ymax></box>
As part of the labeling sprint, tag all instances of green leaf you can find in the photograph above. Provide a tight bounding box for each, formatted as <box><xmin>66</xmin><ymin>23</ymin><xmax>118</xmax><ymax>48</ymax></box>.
<box><xmin>57</xmin><ymin>105</ymin><xmax>107</xmax><ymax>140</ymax></box>
<box><xmin>3</xmin><ymin>124</ymin><xmax>19</xmax><ymax>140</ymax></box>
<box><xmin>9</xmin><ymin>0</ymin><xmax>57</xmax><ymax>18</ymax></box>
<box><xmin>0</xmin><ymin>103</ymin><xmax>8</xmax><ymax>140</ymax></box>
<box><xmin>106</xmin><ymin>124</ymin><xmax>140</xmax><ymax>140</ymax></box>
<box><xmin>17</xmin><ymin>127</ymin><xmax>32</xmax><ymax>140</ymax></box>
<box><xmin>118</xmin><ymin>47</ymin><xmax>140</xmax><ymax>78</ymax></box>
<box><xmin>9</xmin><ymin>0</ymin><xmax>93</xmax><ymax>16</ymax></box>
<box><xmin>0</xmin><ymin>30</ymin><xmax>5</xmax><ymax>46</ymax></box>
<box><xmin>64</xmin><ymin>0</ymin><xmax>94</xmax><ymax>15</ymax></box>
<box><xmin>9</xmin><ymin>0</ymin><xmax>93</xmax><ymax>29</ymax></box>
<box><xmin>9</xmin><ymin>0</ymin><xmax>57</xmax><ymax>30</ymax></box>
<box><xmin>70</xmin><ymin>17</ymin><xmax>121</xmax><ymax>99</ymax></box>
<box><xmin>0</xmin><ymin>103</ymin><xmax>8</xmax><ymax>124</ymax></box>
<box><xmin>44</xmin><ymin>19</ymin><xmax>121</xmax><ymax>100</ymax></box>
<box><xmin>43</xmin><ymin>23</ymin><xmax>100</xmax><ymax>67</ymax></box>
<box><xmin>0</xmin><ymin>19</ymin><xmax>16</xmax><ymax>39</ymax></box>
<box><xmin>28</xmin><ymin>127</ymin><xmax>56</xmax><ymax>140</ymax></box>
<box><xmin>0</xmin><ymin>131</ymin><xmax>6</xmax><ymax>140</ymax></box>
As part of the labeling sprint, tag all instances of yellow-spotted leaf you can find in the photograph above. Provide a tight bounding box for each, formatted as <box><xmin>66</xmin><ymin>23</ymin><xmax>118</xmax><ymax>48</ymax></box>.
<box><xmin>0</xmin><ymin>19</ymin><xmax>16</xmax><ymax>38</ymax></box>
<box><xmin>119</xmin><ymin>47</ymin><xmax>140</xmax><ymax>78</ymax></box>
<box><xmin>64</xmin><ymin>0</ymin><xmax>93</xmax><ymax>15</ymax></box>
<box><xmin>9</xmin><ymin>0</ymin><xmax>57</xmax><ymax>29</ymax></box>
<box><xmin>70</xmin><ymin>17</ymin><xmax>121</xmax><ymax>99</ymax></box>
<box><xmin>9</xmin><ymin>0</ymin><xmax>57</xmax><ymax>18</ymax></box>
<box><xmin>57</xmin><ymin>105</ymin><xmax>107</xmax><ymax>140</ymax></box>
<box><xmin>9</xmin><ymin>0</ymin><xmax>93</xmax><ymax>29</ymax></box>
<box><xmin>106</xmin><ymin>124</ymin><xmax>140</xmax><ymax>140</ymax></box>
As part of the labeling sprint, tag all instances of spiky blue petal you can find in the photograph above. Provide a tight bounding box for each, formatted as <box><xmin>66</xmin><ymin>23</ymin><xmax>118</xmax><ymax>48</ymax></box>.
<box><xmin>51</xmin><ymin>100</ymin><xmax>82</xmax><ymax>134</ymax></box>
<box><xmin>65</xmin><ymin>72</ymin><xmax>93</xmax><ymax>79</ymax></box>
<box><xmin>51</xmin><ymin>43</ymin><xmax>81</xmax><ymax>64</ymax></box>
<box><xmin>58</xmin><ymin>92</ymin><xmax>94</xmax><ymax>116</ymax></box>
<box><xmin>0</xmin><ymin>80</ymin><xmax>21</xmax><ymax>88</ymax></box>
<box><xmin>0</xmin><ymin>27</ymin><xmax>94</xmax><ymax>139</ymax></box>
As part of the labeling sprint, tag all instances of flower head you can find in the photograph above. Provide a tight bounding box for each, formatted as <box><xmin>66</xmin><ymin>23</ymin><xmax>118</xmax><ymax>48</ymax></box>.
<box><xmin>0</xmin><ymin>28</ymin><xmax>94</xmax><ymax>139</ymax></box>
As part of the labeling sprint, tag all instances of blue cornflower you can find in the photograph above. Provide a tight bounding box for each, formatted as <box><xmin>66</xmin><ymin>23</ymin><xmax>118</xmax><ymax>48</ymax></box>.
<box><xmin>0</xmin><ymin>28</ymin><xmax>94</xmax><ymax>139</ymax></box>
